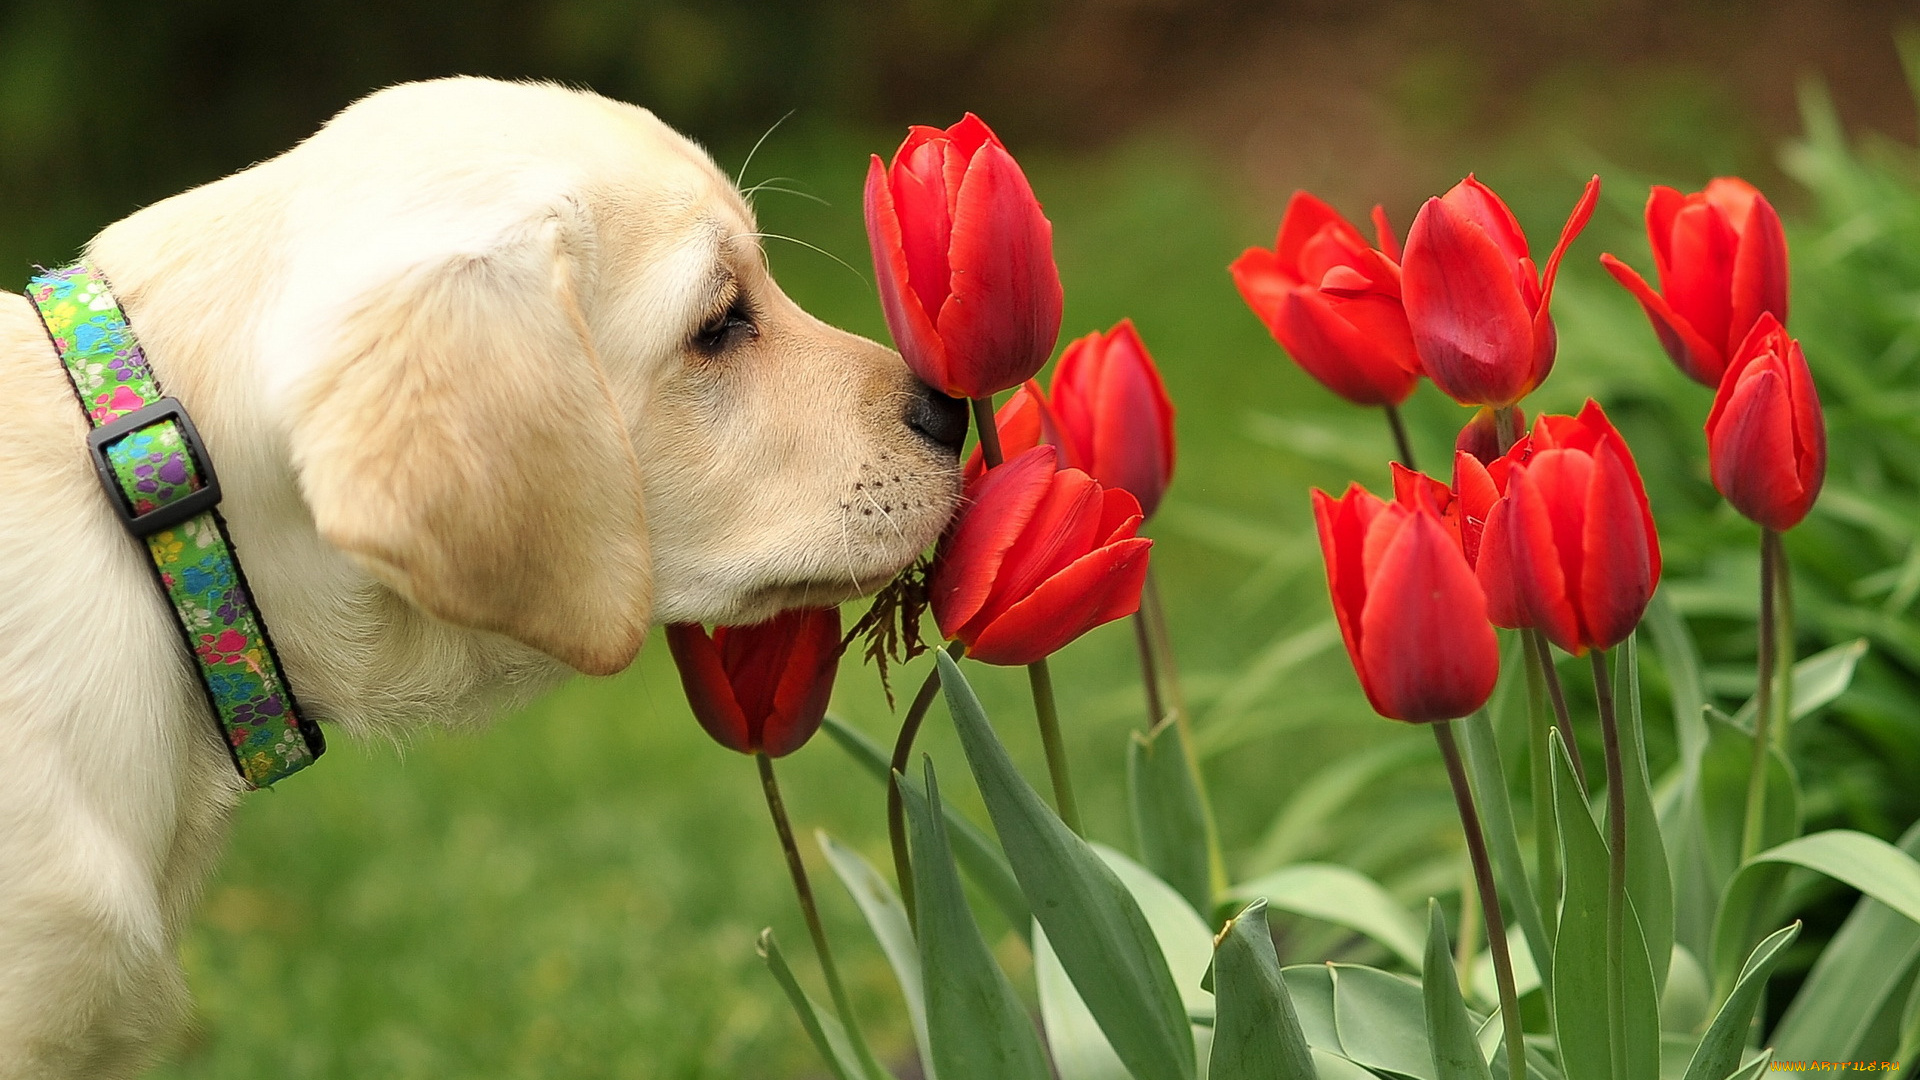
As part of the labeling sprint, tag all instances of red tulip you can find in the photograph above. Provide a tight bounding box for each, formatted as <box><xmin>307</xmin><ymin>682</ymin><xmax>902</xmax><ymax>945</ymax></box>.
<box><xmin>864</xmin><ymin>114</ymin><xmax>1064</xmax><ymax>399</ymax></box>
<box><xmin>666</xmin><ymin>608</ymin><xmax>843</xmax><ymax>758</ymax></box>
<box><xmin>1402</xmin><ymin>175</ymin><xmax>1600</xmax><ymax>408</ymax></box>
<box><xmin>1503</xmin><ymin>401</ymin><xmax>1661</xmax><ymax>655</ymax></box>
<box><xmin>963</xmin><ymin>320</ymin><xmax>1177</xmax><ymax>517</ymax></box>
<box><xmin>932</xmin><ymin>446</ymin><xmax>1152</xmax><ymax>666</ymax></box>
<box><xmin>1312</xmin><ymin>483</ymin><xmax>1500</xmax><ymax>723</ymax></box>
<box><xmin>1705</xmin><ymin>314</ymin><xmax>1826</xmax><ymax>531</ymax></box>
<box><xmin>1600</xmin><ymin>178</ymin><xmax>1789</xmax><ymax>387</ymax></box>
<box><xmin>1230</xmin><ymin>192</ymin><xmax>1420</xmax><ymax>406</ymax></box>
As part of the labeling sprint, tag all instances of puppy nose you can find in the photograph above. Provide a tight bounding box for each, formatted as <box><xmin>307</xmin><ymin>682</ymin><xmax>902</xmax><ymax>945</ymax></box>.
<box><xmin>905</xmin><ymin>383</ymin><xmax>970</xmax><ymax>453</ymax></box>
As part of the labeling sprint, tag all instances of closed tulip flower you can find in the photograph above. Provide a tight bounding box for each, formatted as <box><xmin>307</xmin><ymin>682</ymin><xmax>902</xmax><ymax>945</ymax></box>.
<box><xmin>931</xmin><ymin>446</ymin><xmax>1152</xmax><ymax>666</ymax></box>
<box><xmin>1601</xmin><ymin>177</ymin><xmax>1789</xmax><ymax>387</ymax></box>
<box><xmin>666</xmin><ymin>608</ymin><xmax>843</xmax><ymax>758</ymax></box>
<box><xmin>1504</xmin><ymin>401</ymin><xmax>1661</xmax><ymax>655</ymax></box>
<box><xmin>964</xmin><ymin>320</ymin><xmax>1176</xmax><ymax>517</ymax></box>
<box><xmin>1402</xmin><ymin>175</ymin><xmax>1600</xmax><ymax>408</ymax></box>
<box><xmin>1312</xmin><ymin>483</ymin><xmax>1500</xmax><ymax>722</ymax></box>
<box><xmin>1230</xmin><ymin>191</ymin><xmax>1420</xmax><ymax>406</ymax></box>
<box><xmin>1706</xmin><ymin>314</ymin><xmax>1826</xmax><ymax>531</ymax></box>
<box><xmin>864</xmin><ymin>114</ymin><xmax>1064</xmax><ymax>399</ymax></box>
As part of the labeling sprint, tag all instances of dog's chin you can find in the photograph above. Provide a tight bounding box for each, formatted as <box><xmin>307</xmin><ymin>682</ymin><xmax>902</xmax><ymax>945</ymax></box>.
<box><xmin>725</xmin><ymin>570</ymin><xmax>900</xmax><ymax>625</ymax></box>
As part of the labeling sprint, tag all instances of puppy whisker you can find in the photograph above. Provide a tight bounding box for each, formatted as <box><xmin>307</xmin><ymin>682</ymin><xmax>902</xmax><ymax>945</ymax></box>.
<box><xmin>737</xmin><ymin>231</ymin><xmax>870</xmax><ymax>290</ymax></box>
<box><xmin>733</xmin><ymin>110</ymin><xmax>796</xmax><ymax>191</ymax></box>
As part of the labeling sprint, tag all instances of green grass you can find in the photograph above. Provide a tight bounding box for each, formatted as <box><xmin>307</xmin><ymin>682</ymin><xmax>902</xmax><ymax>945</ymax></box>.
<box><xmin>150</xmin><ymin>99</ymin><xmax>1920</xmax><ymax>1075</ymax></box>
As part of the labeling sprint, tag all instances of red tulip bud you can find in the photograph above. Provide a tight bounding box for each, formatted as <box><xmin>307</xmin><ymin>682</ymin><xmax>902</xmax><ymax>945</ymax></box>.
<box><xmin>932</xmin><ymin>446</ymin><xmax>1152</xmax><ymax>666</ymax></box>
<box><xmin>666</xmin><ymin>608</ymin><xmax>844</xmax><ymax>758</ymax></box>
<box><xmin>1402</xmin><ymin>175</ymin><xmax>1599</xmax><ymax>408</ymax></box>
<box><xmin>1705</xmin><ymin>314</ymin><xmax>1826</xmax><ymax>531</ymax></box>
<box><xmin>1504</xmin><ymin>401</ymin><xmax>1662</xmax><ymax>654</ymax></box>
<box><xmin>964</xmin><ymin>321</ymin><xmax>1177</xmax><ymax>518</ymax></box>
<box><xmin>1601</xmin><ymin>177</ymin><xmax>1789</xmax><ymax>387</ymax></box>
<box><xmin>1312</xmin><ymin>483</ymin><xmax>1500</xmax><ymax>723</ymax></box>
<box><xmin>864</xmin><ymin>114</ymin><xmax>1065</xmax><ymax>399</ymax></box>
<box><xmin>1230</xmin><ymin>191</ymin><xmax>1421</xmax><ymax>406</ymax></box>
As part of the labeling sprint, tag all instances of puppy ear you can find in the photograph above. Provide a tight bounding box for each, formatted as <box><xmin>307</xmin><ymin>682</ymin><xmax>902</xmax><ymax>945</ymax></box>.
<box><xmin>289</xmin><ymin>206</ymin><xmax>650</xmax><ymax>675</ymax></box>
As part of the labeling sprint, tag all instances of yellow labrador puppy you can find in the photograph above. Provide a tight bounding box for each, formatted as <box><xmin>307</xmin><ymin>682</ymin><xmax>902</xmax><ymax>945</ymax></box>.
<box><xmin>0</xmin><ymin>77</ymin><xmax>963</xmax><ymax>1076</ymax></box>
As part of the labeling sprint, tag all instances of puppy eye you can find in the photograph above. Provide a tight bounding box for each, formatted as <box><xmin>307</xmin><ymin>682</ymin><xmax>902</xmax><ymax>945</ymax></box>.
<box><xmin>693</xmin><ymin>297</ymin><xmax>757</xmax><ymax>355</ymax></box>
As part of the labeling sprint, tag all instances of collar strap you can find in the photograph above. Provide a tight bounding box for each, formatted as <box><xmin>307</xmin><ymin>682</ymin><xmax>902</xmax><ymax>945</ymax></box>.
<box><xmin>28</xmin><ymin>262</ymin><xmax>323</xmax><ymax>788</ymax></box>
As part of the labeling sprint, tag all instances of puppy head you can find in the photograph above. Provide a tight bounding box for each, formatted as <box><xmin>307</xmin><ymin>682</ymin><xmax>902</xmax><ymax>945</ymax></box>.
<box><xmin>278</xmin><ymin>79</ymin><xmax>960</xmax><ymax>675</ymax></box>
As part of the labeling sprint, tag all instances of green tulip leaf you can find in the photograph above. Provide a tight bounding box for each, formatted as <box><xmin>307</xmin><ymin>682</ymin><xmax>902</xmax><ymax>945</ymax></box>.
<box><xmin>818</xmin><ymin>832</ymin><xmax>937</xmax><ymax>1080</ymax></box>
<box><xmin>1712</xmin><ymin>830</ymin><xmax>1920</xmax><ymax>999</ymax></box>
<box><xmin>1128</xmin><ymin>721</ymin><xmax>1214</xmax><ymax>919</ymax></box>
<box><xmin>1207</xmin><ymin>900</ymin><xmax>1317</xmax><ymax>1080</ymax></box>
<box><xmin>938</xmin><ymin>650</ymin><xmax>1196</xmax><ymax>1080</ymax></box>
<box><xmin>821</xmin><ymin>712</ymin><xmax>1031</xmax><ymax>936</ymax></box>
<box><xmin>1665</xmin><ymin>714</ymin><xmax>1799</xmax><ymax>965</ymax></box>
<box><xmin>1772</xmin><ymin>819</ymin><xmax>1920</xmax><ymax>1058</ymax></box>
<box><xmin>898</xmin><ymin>761</ymin><xmax>1051</xmax><ymax>1080</ymax></box>
<box><xmin>1616</xmin><ymin>634</ymin><xmax>1675</xmax><ymax>993</ymax></box>
<box><xmin>1727</xmin><ymin>637</ymin><xmax>1870</xmax><ymax>730</ymax></box>
<box><xmin>1644</xmin><ymin>589</ymin><xmax>1708</xmax><ymax>770</ymax></box>
<box><xmin>1248</xmin><ymin>740</ymin><xmax>1432</xmax><ymax>872</ymax></box>
<box><xmin>1660</xmin><ymin>944</ymin><xmax>1712</xmax><ymax>1035</ymax></box>
<box><xmin>1457</xmin><ymin>709</ymin><xmax>1554</xmax><ymax>992</ymax></box>
<box><xmin>1228</xmin><ymin>863</ymin><xmax>1426</xmax><ymax>969</ymax></box>
<box><xmin>1037</xmin><ymin>845</ymin><xmax>1216</xmax><ymax>1080</ymax></box>
<box><xmin>757</xmin><ymin>928</ymin><xmax>870</xmax><ymax>1080</ymax></box>
<box><xmin>1280</xmin><ymin>964</ymin><xmax>1343</xmax><ymax>1050</ymax></box>
<box><xmin>1680</xmin><ymin>922</ymin><xmax>1800</xmax><ymax>1080</ymax></box>
<box><xmin>1331</xmin><ymin>963</ymin><xmax>1432</xmax><ymax>1080</ymax></box>
<box><xmin>1550</xmin><ymin>731</ymin><xmax>1660</xmax><ymax>1080</ymax></box>
<box><xmin>1726</xmin><ymin>1050</ymin><xmax>1776</xmax><ymax>1080</ymax></box>
<box><xmin>1423</xmin><ymin>901</ymin><xmax>1493</xmax><ymax>1080</ymax></box>
<box><xmin>1898</xmin><ymin>972</ymin><xmax>1920</xmax><ymax>1067</ymax></box>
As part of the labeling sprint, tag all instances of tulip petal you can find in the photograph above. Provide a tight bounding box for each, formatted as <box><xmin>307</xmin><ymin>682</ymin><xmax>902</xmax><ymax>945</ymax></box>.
<box><xmin>893</xmin><ymin>141</ymin><xmax>956</xmax><ymax>321</ymax></box>
<box><xmin>1578</xmin><ymin>442</ymin><xmax>1658</xmax><ymax>650</ymax></box>
<box><xmin>1664</xmin><ymin>200</ymin><xmax>1740</xmax><ymax>360</ymax></box>
<box><xmin>1599</xmin><ymin>252</ymin><xmax>1726</xmax><ymax>385</ymax></box>
<box><xmin>665</xmin><ymin>623</ymin><xmax>753</xmax><ymax>754</ymax></box>
<box><xmin>1274</xmin><ymin>289</ymin><xmax>1419</xmax><ymax>406</ymax></box>
<box><xmin>965</xmin><ymin>537</ymin><xmax>1153</xmax><ymax>666</ymax></box>
<box><xmin>1356</xmin><ymin>509</ymin><xmax>1500</xmax><ymax>722</ymax></box>
<box><xmin>762</xmin><ymin>609</ymin><xmax>843</xmax><ymax>758</ymax></box>
<box><xmin>1441</xmin><ymin>176</ymin><xmax>1530</xmax><ymax>266</ymax></box>
<box><xmin>1785</xmin><ymin>336</ymin><xmax>1827</xmax><ymax>517</ymax></box>
<box><xmin>938</xmin><ymin>141</ymin><xmax>1064</xmax><ymax>397</ymax></box>
<box><xmin>1052</xmin><ymin>320</ymin><xmax>1176</xmax><ymax>516</ymax></box>
<box><xmin>1507</xmin><ymin>455</ymin><xmax>1586</xmax><ymax>653</ymax></box>
<box><xmin>1537</xmin><ymin>175</ymin><xmax>1600</xmax><ymax>314</ymax></box>
<box><xmin>1711</xmin><ymin>366</ymin><xmax>1806</xmax><ymax>531</ymax></box>
<box><xmin>1729</xmin><ymin>192</ymin><xmax>1790</xmax><ymax>346</ymax></box>
<box><xmin>1475</xmin><ymin>496</ymin><xmax>1530</xmax><ymax>629</ymax></box>
<box><xmin>932</xmin><ymin>447</ymin><xmax>1057</xmax><ymax>638</ymax></box>
<box><xmin>1402</xmin><ymin>197</ymin><xmax>1536</xmax><ymax>406</ymax></box>
<box><xmin>1371</xmin><ymin>204</ymin><xmax>1401</xmax><ymax>262</ymax></box>
<box><xmin>1275</xmin><ymin>191</ymin><xmax>1355</xmax><ymax>271</ymax></box>
<box><xmin>1313</xmin><ymin>486</ymin><xmax>1386</xmax><ymax>686</ymax></box>
<box><xmin>1230</xmin><ymin>246</ymin><xmax>1296</xmax><ymax>325</ymax></box>
<box><xmin>980</xmin><ymin>468</ymin><xmax>1108</xmax><ymax>629</ymax></box>
<box><xmin>866</xmin><ymin>155</ymin><xmax>950</xmax><ymax>391</ymax></box>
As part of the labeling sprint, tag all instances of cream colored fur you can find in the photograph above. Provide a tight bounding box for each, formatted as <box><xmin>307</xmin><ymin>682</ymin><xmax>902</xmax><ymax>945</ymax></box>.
<box><xmin>0</xmin><ymin>77</ymin><xmax>957</xmax><ymax>1076</ymax></box>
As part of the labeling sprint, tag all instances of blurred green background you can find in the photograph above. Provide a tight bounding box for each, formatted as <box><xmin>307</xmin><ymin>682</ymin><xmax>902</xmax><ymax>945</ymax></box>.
<box><xmin>5</xmin><ymin>2</ymin><xmax>1919</xmax><ymax>1076</ymax></box>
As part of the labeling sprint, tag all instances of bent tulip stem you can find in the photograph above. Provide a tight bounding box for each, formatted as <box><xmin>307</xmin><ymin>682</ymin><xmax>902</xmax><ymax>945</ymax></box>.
<box><xmin>1434</xmin><ymin>719</ymin><xmax>1527</xmax><ymax>1079</ymax></box>
<box><xmin>1530</xmin><ymin>629</ymin><xmax>1588</xmax><ymax>794</ymax></box>
<box><xmin>887</xmin><ymin>642</ymin><xmax>965</xmax><ymax>925</ymax></box>
<box><xmin>1028</xmin><ymin>657</ymin><xmax>1083</xmax><ymax>832</ymax></box>
<box><xmin>758</xmin><ymin>752</ymin><xmax>885</xmax><ymax>1080</ymax></box>
<box><xmin>970</xmin><ymin>395</ymin><xmax>1006</xmax><ymax>468</ymax></box>
<box><xmin>1591</xmin><ymin>650</ymin><xmax>1629</xmax><ymax>1080</ymax></box>
<box><xmin>1742</xmin><ymin>529</ymin><xmax>1781</xmax><ymax>861</ymax></box>
<box><xmin>1383</xmin><ymin>402</ymin><xmax>1418</xmax><ymax>470</ymax></box>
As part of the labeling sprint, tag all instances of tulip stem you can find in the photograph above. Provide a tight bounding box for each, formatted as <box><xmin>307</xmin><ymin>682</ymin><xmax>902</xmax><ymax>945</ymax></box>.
<box><xmin>887</xmin><ymin>641</ymin><xmax>966</xmax><ymax>926</ymax></box>
<box><xmin>1434</xmin><ymin>719</ymin><xmax>1527</xmax><ymax>1080</ymax></box>
<box><xmin>1494</xmin><ymin>405</ymin><xmax>1524</xmax><ymax>453</ymax></box>
<box><xmin>1591</xmin><ymin>650</ymin><xmax>1629</xmax><ymax>1080</ymax></box>
<box><xmin>1133</xmin><ymin>611</ymin><xmax>1166</xmax><ymax>729</ymax></box>
<box><xmin>1521</xmin><ymin>630</ymin><xmax>1560</xmax><ymax>949</ymax></box>
<box><xmin>1530</xmin><ymin>629</ymin><xmax>1588</xmax><ymax>794</ymax></box>
<box><xmin>971</xmin><ymin>395</ymin><xmax>1006</xmax><ymax>468</ymax></box>
<box><xmin>1028</xmin><ymin>657</ymin><xmax>1082</xmax><ymax>833</ymax></box>
<box><xmin>1742</xmin><ymin>529</ymin><xmax>1782</xmax><ymax>862</ymax></box>
<box><xmin>758</xmin><ymin>752</ymin><xmax>886</xmax><ymax>1080</ymax></box>
<box><xmin>1383</xmin><ymin>402</ymin><xmax>1417</xmax><ymax>469</ymax></box>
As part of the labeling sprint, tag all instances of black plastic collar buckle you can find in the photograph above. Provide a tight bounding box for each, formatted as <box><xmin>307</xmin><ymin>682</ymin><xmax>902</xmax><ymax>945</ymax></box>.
<box><xmin>86</xmin><ymin>397</ymin><xmax>223</xmax><ymax>537</ymax></box>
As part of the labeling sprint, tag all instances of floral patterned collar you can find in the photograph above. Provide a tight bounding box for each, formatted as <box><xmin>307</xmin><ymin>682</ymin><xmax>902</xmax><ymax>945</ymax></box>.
<box><xmin>28</xmin><ymin>262</ymin><xmax>323</xmax><ymax>787</ymax></box>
